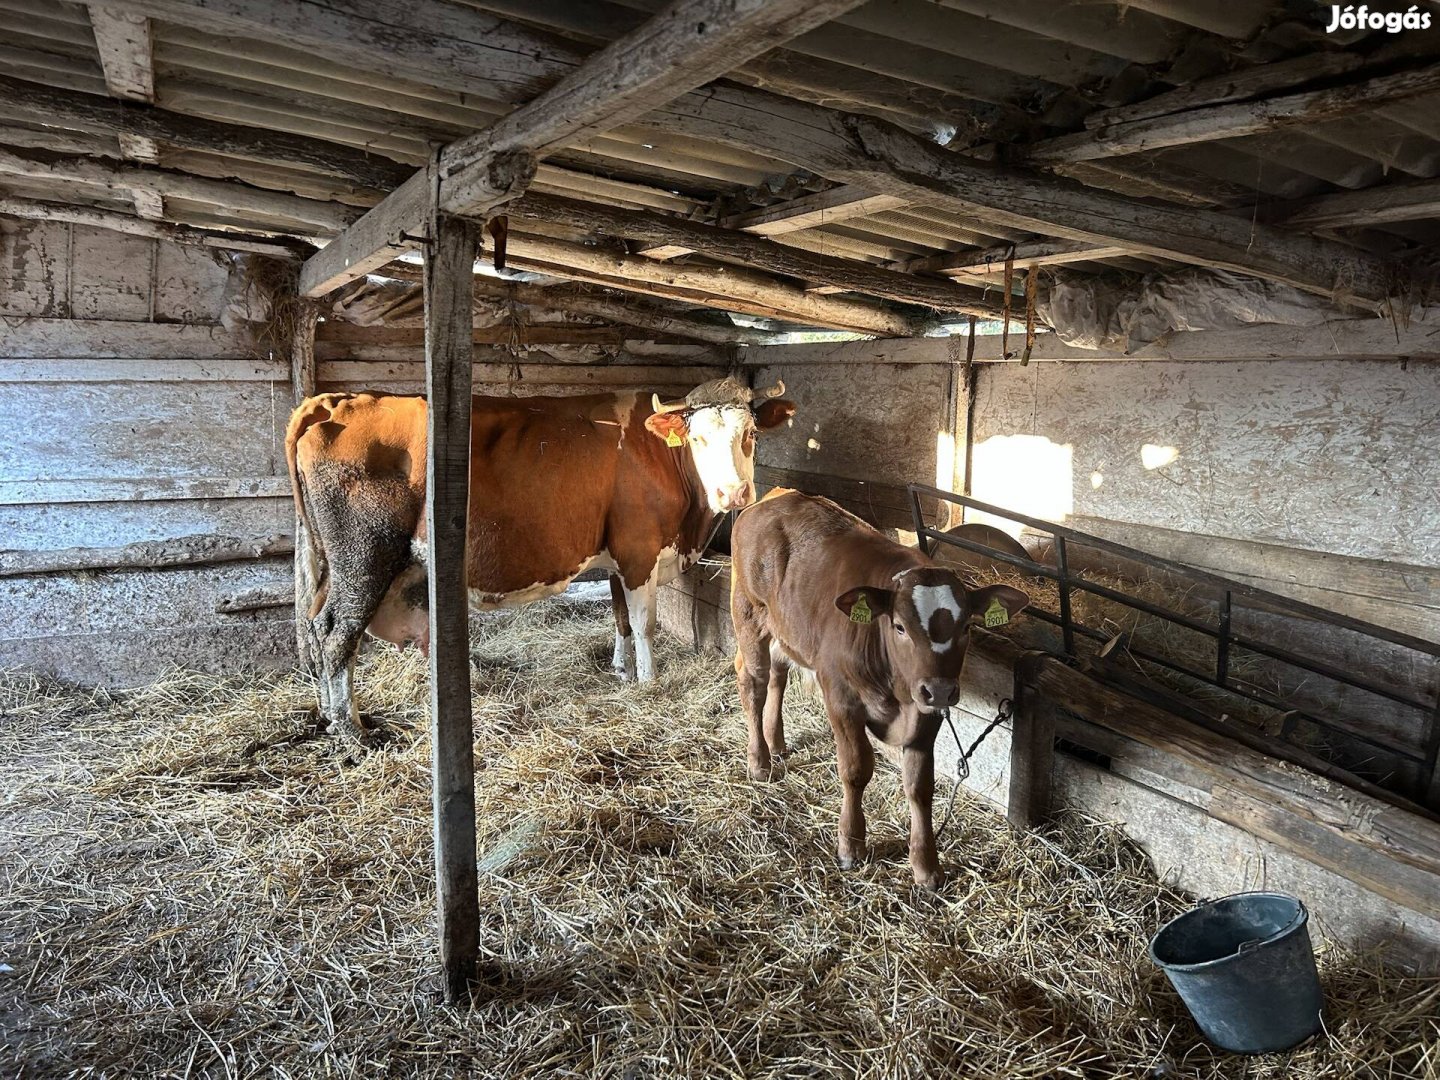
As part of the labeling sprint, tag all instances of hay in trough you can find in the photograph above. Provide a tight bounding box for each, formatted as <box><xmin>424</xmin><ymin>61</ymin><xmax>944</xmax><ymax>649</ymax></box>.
<box><xmin>2</xmin><ymin>600</ymin><xmax>1437</xmax><ymax>1079</ymax></box>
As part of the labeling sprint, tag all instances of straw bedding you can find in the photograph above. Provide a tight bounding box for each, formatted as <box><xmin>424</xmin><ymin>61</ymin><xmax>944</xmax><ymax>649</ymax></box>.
<box><xmin>2</xmin><ymin>599</ymin><xmax>1436</xmax><ymax>1079</ymax></box>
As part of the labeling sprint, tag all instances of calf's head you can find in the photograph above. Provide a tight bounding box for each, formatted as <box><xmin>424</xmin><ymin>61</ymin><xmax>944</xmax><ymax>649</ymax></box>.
<box><xmin>646</xmin><ymin>377</ymin><xmax>796</xmax><ymax>513</ymax></box>
<box><xmin>835</xmin><ymin>568</ymin><xmax>1029</xmax><ymax>712</ymax></box>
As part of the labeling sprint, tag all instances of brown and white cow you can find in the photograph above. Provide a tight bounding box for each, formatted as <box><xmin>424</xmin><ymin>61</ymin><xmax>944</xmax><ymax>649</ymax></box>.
<box><xmin>286</xmin><ymin>377</ymin><xmax>794</xmax><ymax>743</ymax></box>
<box><xmin>729</xmin><ymin>489</ymin><xmax>1028</xmax><ymax>888</ymax></box>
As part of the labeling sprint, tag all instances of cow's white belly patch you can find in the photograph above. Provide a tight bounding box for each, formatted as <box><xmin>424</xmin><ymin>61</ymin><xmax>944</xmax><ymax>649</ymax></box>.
<box><xmin>468</xmin><ymin>550</ymin><xmax>618</xmax><ymax>610</ymax></box>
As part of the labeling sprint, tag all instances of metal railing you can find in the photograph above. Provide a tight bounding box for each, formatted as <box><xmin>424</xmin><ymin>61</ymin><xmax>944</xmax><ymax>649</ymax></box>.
<box><xmin>908</xmin><ymin>484</ymin><xmax>1440</xmax><ymax>807</ymax></box>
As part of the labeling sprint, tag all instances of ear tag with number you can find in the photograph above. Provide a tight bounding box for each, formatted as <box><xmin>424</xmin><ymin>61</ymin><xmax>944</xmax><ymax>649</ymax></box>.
<box><xmin>665</xmin><ymin>430</ymin><xmax>684</xmax><ymax>448</ymax></box>
<box><xmin>983</xmin><ymin>597</ymin><xmax>1009</xmax><ymax>628</ymax></box>
<box><xmin>849</xmin><ymin>594</ymin><xmax>873</xmax><ymax>624</ymax></box>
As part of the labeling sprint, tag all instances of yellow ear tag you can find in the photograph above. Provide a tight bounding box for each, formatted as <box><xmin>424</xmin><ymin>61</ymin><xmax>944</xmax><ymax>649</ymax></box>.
<box><xmin>664</xmin><ymin>430</ymin><xmax>684</xmax><ymax>448</ymax></box>
<box><xmin>983</xmin><ymin>597</ymin><xmax>1009</xmax><ymax>628</ymax></box>
<box><xmin>849</xmin><ymin>594</ymin><xmax>873</xmax><ymax>624</ymax></box>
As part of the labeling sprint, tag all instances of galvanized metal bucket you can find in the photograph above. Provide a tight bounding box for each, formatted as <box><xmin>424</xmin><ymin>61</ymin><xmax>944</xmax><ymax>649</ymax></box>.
<box><xmin>1150</xmin><ymin>891</ymin><xmax>1324</xmax><ymax>1054</ymax></box>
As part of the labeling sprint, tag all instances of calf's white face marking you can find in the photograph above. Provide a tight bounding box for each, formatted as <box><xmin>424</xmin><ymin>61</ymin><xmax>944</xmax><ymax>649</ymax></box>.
<box><xmin>685</xmin><ymin>405</ymin><xmax>757</xmax><ymax>514</ymax></box>
<box><xmin>909</xmin><ymin>583</ymin><xmax>963</xmax><ymax>653</ymax></box>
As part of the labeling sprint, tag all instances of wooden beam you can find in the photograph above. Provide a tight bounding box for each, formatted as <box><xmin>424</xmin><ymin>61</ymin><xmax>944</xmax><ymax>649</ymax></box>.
<box><xmin>651</xmin><ymin>88</ymin><xmax>1394</xmax><ymax>303</ymax></box>
<box><xmin>720</xmin><ymin>185</ymin><xmax>910</xmax><ymax>235</ymax></box>
<box><xmin>299</xmin><ymin>0</ymin><xmax>868</xmax><ymax>297</ymax></box>
<box><xmin>508</xmin><ymin>192</ymin><xmax>999</xmax><ymax>316</ymax></box>
<box><xmin>376</xmin><ymin>263</ymin><xmax>777</xmax><ymax>346</ymax></box>
<box><xmin>0</xmin><ymin>533</ymin><xmax>291</xmax><ymax>577</ymax></box>
<box><xmin>1030</xmin><ymin>656</ymin><xmax>1440</xmax><ymax>913</ymax></box>
<box><xmin>0</xmin><ymin>74</ymin><xmax>411</xmax><ymax>192</ymax></box>
<box><xmin>1267</xmin><ymin>178</ymin><xmax>1440</xmax><ymax>231</ymax></box>
<box><xmin>423</xmin><ymin>213</ymin><xmax>481</xmax><ymax>1005</ymax></box>
<box><xmin>0</xmin><ymin>147</ymin><xmax>362</xmax><ymax>233</ymax></box>
<box><xmin>466</xmin><ymin>278</ymin><xmax>776</xmax><ymax>346</ymax></box>
<box><xmin>1031</xmin><ymin>63</ymin><xmax>1440</xmax><ymax>164</ymax></box>
<box><xmin>504</xmin><ymin>234</ymin><xmax>924</xmax><ymax>335</ymax></box>
<box><xmin>899</xmin><ymin>239</ymin><xmax>1134</xmax><ymax>277</ymax></box>
<box><xmin>0</xmin><ymin>196</ymin><xmax>301</xmax><ymax>257</ymax></box>
<box><xmin>88</xmin><ymin>6</ymin><xmax>155</xmax><ymax>103</ymax></box>
<box><xmin>87</xmin><ymin>4</ymin><xmax>162</xmax><ymax>211</ymax></box>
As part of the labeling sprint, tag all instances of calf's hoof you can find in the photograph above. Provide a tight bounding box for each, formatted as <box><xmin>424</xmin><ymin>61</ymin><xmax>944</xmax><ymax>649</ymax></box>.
<box><xmin>747</xmin><ymin>755</ymin><xmax>781</xmax><ymax>782</ymax></box>
<box><xmin>911</xmin><ymin>862</ymin><xmax>945</xmax><ymax>891</ymax></box>
<box><xmin>837</xmin><ymin>842</ymin><xmax>867</xmax><ymax>870</ymax></box>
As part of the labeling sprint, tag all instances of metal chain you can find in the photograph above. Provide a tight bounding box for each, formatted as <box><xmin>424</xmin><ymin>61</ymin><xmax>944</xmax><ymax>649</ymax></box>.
<box><xmin>936</xmin><ymin>697</ymin><xmax>1013</xmax><ymax>842</ymax></box>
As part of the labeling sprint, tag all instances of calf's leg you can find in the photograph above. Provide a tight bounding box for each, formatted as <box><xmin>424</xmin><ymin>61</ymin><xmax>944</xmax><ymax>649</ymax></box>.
<box><xmin>763</xmin><ymin>641</ymin><xmax>790</xmax><ymax>760</ymax></box>
<box><xmin>903</xmin><ymin>738</ymin><xmax>944</xmax><ymax>889</ymax></box>
<box><xmin>827</xmin><ymin>698</ymin><xmax>874</xmax><ymax>869</ymax></box>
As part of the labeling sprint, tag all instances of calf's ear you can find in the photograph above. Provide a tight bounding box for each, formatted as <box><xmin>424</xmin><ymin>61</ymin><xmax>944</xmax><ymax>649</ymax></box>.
<box><xmin>835</xmin><ymin>586</ymin><xmax>893</xmax><ymax>625</ymax></box>
<box><xmin>966</xmin><ymin>583</ymin><xmax>1029</xmax><ymax>628</ymax></box>
<box><xmin>753</xmin><ymin>399</ymin><xmax>797</xmax><ymax>430</ymax></box>
<box><xmin>645</xmin><ymin>412</ymin><xmax>689</xmax><ymax>444</ymax></box>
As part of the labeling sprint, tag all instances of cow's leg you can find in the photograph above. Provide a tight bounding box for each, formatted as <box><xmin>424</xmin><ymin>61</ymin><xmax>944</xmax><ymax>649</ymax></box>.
<box><xmin>304</xmin><ymin>473</ymin><xmax>414</xmax><ymax>747</ymax></box>
<box><xmin>293</xmin><ymin>510</ymin><xmax>324</xmax><ymax>680</ymax></box>
<box><xmin>609</xmin><ymin>574</ymin><xmax>637</xmax><ymax>681</ymax></box>
<box><xmin>763</xmin><ymin>641</ymin><xmax>790</xmax><ymax>761</ymax></box>
<box><xmin>902</xmin><ymin>728</ymin><xmax>944</xmax><ymax>889</ymax></box>
<box><xmin>828</xmin><ymin>698</ymin><xmax>874</xmax><ymax>870</ymax></box>
<box><xmin>622</xmin><ymin>577</ymin><xmax>659</xmax><ymax>682</ymax></box>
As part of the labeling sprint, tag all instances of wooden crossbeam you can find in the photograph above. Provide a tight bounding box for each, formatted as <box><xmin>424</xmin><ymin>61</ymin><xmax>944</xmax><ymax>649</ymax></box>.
<box><xmin>0</xmin><ymin>147</ymin><xmax>362</xmax><ymax>233</ymax></box>
<box><xmin>1267</xmin><ymin>178</ymin><xmax>1440</xmax><ymax>231</ymax></box>
<box><xmin>297</xmin><ymin>0</ymin><xmax>868</xmax><ymax>298</ymax></box>
<box><xmin>0</xmin><ymin>196</ymin><xmax>299</xmax><ymax>257</ymax></box>
<box><xmin>0</xmin><ymin>73</ymin><xmax>411</xmax><ymax>192</ymax></box>
<box><xmin>638</xmin><ymin>185</ymin><xmax>910</xmax><ymax>260</ymax></box>
<box><xmin>1031</xmin><ymin>63</ymin><xmax>1440</xmax><ymax>164</ymax></box>
<box><xmin>510</xmin><ymin>192</ymin><xmax>998</xmax><ymax>316</ymax></box>
<box><xmin>503</xmin><ymin>233</ymin><xmax>924</xmax><ymax>336</ymax></box>
<box><xmin>899</xmin><ymin>239</ymin><xmax>1134</xmax><ymax>277</ymax></box>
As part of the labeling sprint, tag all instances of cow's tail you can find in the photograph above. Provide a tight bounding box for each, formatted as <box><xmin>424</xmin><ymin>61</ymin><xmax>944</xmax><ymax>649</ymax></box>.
<box><xmin>285</xmin><ymin>396</ymin><xmax>332</xmax><ymax>676</ymax></box>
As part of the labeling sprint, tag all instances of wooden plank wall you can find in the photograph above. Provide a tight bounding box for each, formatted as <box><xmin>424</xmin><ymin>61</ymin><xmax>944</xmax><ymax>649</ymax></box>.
<box><xmin>0</xmin><ymin>218</ymin><xmax>293</xmax><ymax>684</ymax></box>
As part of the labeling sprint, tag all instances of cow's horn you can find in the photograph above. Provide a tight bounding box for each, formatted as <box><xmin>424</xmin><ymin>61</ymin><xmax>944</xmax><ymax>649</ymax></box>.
<box><xmin>753</xmin><ymin>379</ymin><xmax>786</xmax><ymax>401</ymax></box>
<box><xmin>652</xmin><ymin>393</ymin><xmax>688</xmax><ymax>415</ymax></box>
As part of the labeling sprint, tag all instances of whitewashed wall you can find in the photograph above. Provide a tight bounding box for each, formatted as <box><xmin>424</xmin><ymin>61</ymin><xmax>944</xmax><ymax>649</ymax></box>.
<box><xmin>0</xmin><ymin>219</ymin><xmax>294</xmax><ymax>685</ymax></box>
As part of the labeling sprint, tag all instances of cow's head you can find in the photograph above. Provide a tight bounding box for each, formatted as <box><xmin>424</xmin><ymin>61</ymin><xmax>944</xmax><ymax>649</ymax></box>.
<box><xmin>646</xmin><ymin>377</ymin><xmax>795</xmax><ymax>513</ymax></box>
<box><xmin>835</xmin><ymin>569</ymin><xmax>1028</xmax><ymax>712</ymax></box>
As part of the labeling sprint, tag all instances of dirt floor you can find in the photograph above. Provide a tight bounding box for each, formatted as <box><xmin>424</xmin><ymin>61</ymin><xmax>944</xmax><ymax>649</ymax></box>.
<box><xmin>2</xmin><ymin>599</ymin><xmax>1436</xmax><ymax>1079</ymax></box>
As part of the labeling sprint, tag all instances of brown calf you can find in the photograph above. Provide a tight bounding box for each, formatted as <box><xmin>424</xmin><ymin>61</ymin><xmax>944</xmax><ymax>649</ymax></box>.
<box><xmin>729</xmin><ymin>489</ymin><xmax>1028</xmax><ymax>887</ymax></box>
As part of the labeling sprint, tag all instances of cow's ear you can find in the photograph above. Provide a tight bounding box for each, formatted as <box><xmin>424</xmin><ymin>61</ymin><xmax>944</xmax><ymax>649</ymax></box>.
<box><xmin>835</xmin><ymin>586</ymin><xmax>893</xmax><ymax>625</ymax></box>
<box><xmin>965</xmin><ymin>584</ymin><xmax>1029</xmax><ymax>628</ymax></box>
<box><xmin>645</xmin><ymin>411</ymin><xmax>689</xmax><ymax>445</ymax></box>
<box><xmin>753</xmin><ymin>399</ymin><xmax>796</xmax><ymax>430</ymax></box>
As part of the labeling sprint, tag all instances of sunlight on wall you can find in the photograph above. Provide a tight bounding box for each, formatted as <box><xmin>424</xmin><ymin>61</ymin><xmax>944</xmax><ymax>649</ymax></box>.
<box><xmin>968</xmin><ymin>434</ymin><xmax>1074</xmax><ymax>538</ymax></box>
<box><xmin>1141</xmin><ymin>444</ymin><xmax>1179</xmax><ymax>470</ymax></box>
<box><xmin>1091</xmin><ymin>472</ymin><xmax>1104</xmax><ymax>489</ymax></box>
<box><xmin>935</xmin><ymin>430</ymin><xmax>956</xmax><ymax>492</ymax></box>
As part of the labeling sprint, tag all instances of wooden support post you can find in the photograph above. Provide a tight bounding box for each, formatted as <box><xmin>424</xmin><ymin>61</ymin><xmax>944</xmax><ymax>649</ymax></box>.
<box><xmin>291</xmin><ymin>300</ymin><xmax>318</xmax><ymax>404</ymax></box>
<box><xmin>1007</xmin><ymin>653</ymin><xmax>1055</xmax><ymax>829</ymax></box>
<box><xmin>424</xmin><ymin>213</ymin><xmax>482</xmax><ymax>1004</ymax></box>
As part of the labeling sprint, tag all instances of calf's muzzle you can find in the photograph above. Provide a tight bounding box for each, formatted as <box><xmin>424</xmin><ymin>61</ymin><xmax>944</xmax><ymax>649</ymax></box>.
<box><xmin>917</xmin><ymin>677</ymin><xmax>960</xmax><ymax>710</ymax></box>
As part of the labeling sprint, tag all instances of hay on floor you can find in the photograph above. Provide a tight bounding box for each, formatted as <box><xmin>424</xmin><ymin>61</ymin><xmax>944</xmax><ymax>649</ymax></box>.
<box><xmin>1</xmin><ymin>600</ymin><xmax>1437</xmax><ymax>1079</ymax></box>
